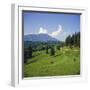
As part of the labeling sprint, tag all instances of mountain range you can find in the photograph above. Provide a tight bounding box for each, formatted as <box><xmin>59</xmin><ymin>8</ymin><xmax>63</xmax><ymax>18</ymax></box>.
<box><xmin>24</xmin><ymin>34</ymin><xmax>59</xmax><ymax>42</ymax></box>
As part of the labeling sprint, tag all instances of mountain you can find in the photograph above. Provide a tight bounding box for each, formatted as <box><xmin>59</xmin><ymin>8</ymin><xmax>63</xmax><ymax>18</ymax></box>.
<box><xmin>24</xmin><ymin>34</ymin><xmax>59</xmax><ymax>42</ymax></box>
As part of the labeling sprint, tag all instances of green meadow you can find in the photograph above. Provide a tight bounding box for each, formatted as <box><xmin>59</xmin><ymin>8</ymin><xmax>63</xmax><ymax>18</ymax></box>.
<box><xmin>24</xmin><ymin>47</ymin><xmax>80</xmax><ymax>77</ymax></box>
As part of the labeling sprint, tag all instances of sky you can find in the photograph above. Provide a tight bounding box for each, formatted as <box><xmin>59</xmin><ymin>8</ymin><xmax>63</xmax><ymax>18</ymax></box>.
<box><xmin>23</xmin><ymin>11</ymin><xmax>80</xmax><ymax>41</ymax></box>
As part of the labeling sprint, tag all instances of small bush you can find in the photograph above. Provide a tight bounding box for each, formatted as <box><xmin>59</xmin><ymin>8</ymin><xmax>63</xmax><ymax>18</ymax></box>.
<box><xmin>50</xmin><ymin>61</ymin><xmax>54</xmax><ymax>64</ymax></box>
<box><xmin>73</xmin><ymin>58</ymin><xmax>76</xmax><ymax>62</ymax></box>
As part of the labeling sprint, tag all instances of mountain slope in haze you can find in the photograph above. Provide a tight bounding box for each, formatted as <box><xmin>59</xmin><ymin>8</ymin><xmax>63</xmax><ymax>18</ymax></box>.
<box><xmin>24</xmin><ymin>34</ymin><xmax>59</xmax><ymax>42</ymax></box>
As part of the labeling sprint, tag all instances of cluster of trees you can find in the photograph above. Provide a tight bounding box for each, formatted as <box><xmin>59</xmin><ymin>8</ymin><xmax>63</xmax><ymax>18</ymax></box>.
<box><xmin>46</xmin><ymin>45</ymin><xmax>55</xmax><ymax>56</ymax></box>
<box><xmin>24</xmin><ymin>32</ymin><xmax>80</xmax><ymax>63</ymax></box>
<box><xmin>65</xmin><ymin>32</ymin><xmax>80</xmax><ymax>47</ymax></box>
<box><xmin>50</xmin><ymin>47</ymin><xmax>55</xmax><ymax>56</ymax></box>
<box><xmin>24</xmin><ymin>41</ymin><xmax>47</xmax><ymax>52</ymax></box>
<box><xmin>24</xmin><ymin>46</ymin><xmax>33</xmax><ymax>63</ymax></box>
<box><xmin>45</xmin><ymin>44</ymin><xmax>62</xmax><ymax>56</ymax></box>
<box><xmin>24</xmin><ymin>39</ymin><xmax>65</xmax><ymax>63</ymax></box>
<box><xmin>24</xmin><ymin>45</ymin><xmax>56</xmax><ymax>63</ymax></box>
<box><xmin>24</xmin><ymin>41</ymin><xmax>60</xmax><ymax>52</ymax></box>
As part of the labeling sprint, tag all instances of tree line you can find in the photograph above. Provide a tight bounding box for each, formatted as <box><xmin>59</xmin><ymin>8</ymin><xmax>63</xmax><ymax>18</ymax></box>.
<box><xmin>65</xmin><ymin>32</ymin><xmax>80</xmax><ymax>47</ymax></box>
<box><xmin>24</xmin><ymin>32</ymin><xmax>80</xmax><ymax>63</ymax></box>
<box><xmin>24</xmin><ymin>44</ymin><xmax>62</xmax><ymax>63</ymax></box>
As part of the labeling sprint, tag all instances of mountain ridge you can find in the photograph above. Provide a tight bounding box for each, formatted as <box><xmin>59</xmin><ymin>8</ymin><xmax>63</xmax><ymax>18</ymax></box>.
<box><xmin>24</xmin><ymin>33</ymin><xmax>59</xmax><ymax>42</ymax></box>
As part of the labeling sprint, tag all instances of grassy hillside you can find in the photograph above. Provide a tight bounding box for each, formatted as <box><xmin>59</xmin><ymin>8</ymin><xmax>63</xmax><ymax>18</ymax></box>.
<box><xmin>24</xmin><ymin>47</ymin><xmax>80</xmax><ymax>77</ymax></box>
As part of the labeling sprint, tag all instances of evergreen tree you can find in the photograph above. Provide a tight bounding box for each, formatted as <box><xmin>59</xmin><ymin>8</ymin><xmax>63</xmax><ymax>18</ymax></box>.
<box><xmin>46</xmin><ymin>45</ymin><xmax>49</xmax><ymax>54</ymax></box>
<box><xmin>65</xmin><ymin>32</ymin><xmax>80</xmax><ymax>47</ymax></box>
<box><xmin>28</xmin><ymin>46</ymin><xmax>33</xmax><ymax>58</ymax></box>
<box><xmin>76</xmin><ymin>32</ymin><xmax>80</xmax><ymax>47</ymax></box>
<box><xmin>24</xmin><ymin>48</ymin><xmax>28</xmax><ymax>63</ymax></box>
<box><xmin>56</xmin><ymin>45</ymin><xmax>60</xmax><ymax>50</ymax></box>
<box><xmin>50</xmin><ymin>46</ymin><xmax>55</xmax><ymax>56</ymax></box>
<box><xmin>65</xmin><ymin>35</ymin><xmax>71</xmax><ymax>46</ymax></box>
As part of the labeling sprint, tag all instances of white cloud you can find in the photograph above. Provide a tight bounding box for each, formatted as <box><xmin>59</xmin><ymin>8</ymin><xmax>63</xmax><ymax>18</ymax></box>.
<box><xmin>38</xmin><ymin>25</ymin><xmax>63</xmax><ymax>38</ymax></box>
<box><xmin>38</xmin><ymin>27</ymin><xmax>48</xmax><ymax>34</ymax></box>
<box><xmin>50</xmin><ymin>25</ymin><xmax>63</xmax><ymax>37</ymax></box>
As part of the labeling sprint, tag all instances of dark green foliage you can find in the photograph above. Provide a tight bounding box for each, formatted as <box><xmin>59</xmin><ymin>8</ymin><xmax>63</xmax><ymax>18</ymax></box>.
<box><xmin>65</xmin><ymin>35</ymin><xmax>71</xmax><ymax>46</ymax></box>
<box><xmin>24</xmin><ymin>46</ymin><xmax>33</xmax><ymax>63</ymax></box>
<box><xmin>28</xmin><ymin>46</ymin><xmax>33</xmax><ymax>58</ymax></box>
<box><xmin>50</xmin><ymin>61</ymin><xmax>54</xmax><ymax>64</ymax></box>
<box><xmin>56</xmin><ymin>45</ymin><xmax>60</xmax><ymax>50</ymax></box>
<box><xmin>65</xmin><ymin>32</ymin><xmax>80</xmax><ymax>47</ymax></box>
<box><xmin>73</xmin><ymin>58</ymin><xmax>76</xmax><ymax>62</ymax></box>
<box><xmin>50</xmin><ymin>46</ymin><xmax>55</xmax><ymax>56</ymax></box>
<box><xmin>24</xmin><ymin>41</ymin><xmax>63</xmax><ymax>63</ymax></box>
<box><xmin>76</xmin><ymin>32</ymin><xmax>80</xmax><ymax>47</ymax></box>
<box><xmin>24</xmin><ymin>41</ymin><xmax>63</xmax><ymax>51</ymax></box>
<box><xmin>24</xmin><ymin>48</ymin><xmax>29</xmax><ymax>63</ymax></box>
<box><xmin>46</xmin><ymin>45</ymin><xmax>49</xmax><ymax>54</ymax></box>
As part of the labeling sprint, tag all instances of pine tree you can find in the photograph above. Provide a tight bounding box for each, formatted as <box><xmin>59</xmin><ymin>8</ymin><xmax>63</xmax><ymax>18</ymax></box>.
<box><xmin>24</xmin><ymin>48</ymin><xmax>28</xmax><ymax>63</ymax></box>
<box><xmin>50</xmin><ymin>46</ymin><xmax>55</xmax><ymax>56</ymax></box>
<box><xmin>65</xmin><ymin>32</ymin><xmax>80</xmax><ymax>47</ymax></box>
<box><xmin>46</xmin><ymin>45</ymin><xmax>49</xmax><ymax>54</ymax></box>
<box><xmin>56</xmin><ymin>45</ymin><xmax>60</xmax><ymax>50</ymax></box>
<box><xmin>28</xmin><ymin>46</ymin><xmax>33</xmax><ymax>58</ymax></box>
<box><xmin>65</xmin><ymin>35</ymin><xmax>71</xmax><ymax>46</ymax></box>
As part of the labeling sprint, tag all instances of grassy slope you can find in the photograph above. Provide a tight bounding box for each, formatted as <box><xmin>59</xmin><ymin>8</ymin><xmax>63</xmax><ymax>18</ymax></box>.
<box><xmin>24</xmin><ymin>47</ymin><xmax>80</xmax><ymax>77</ymax></box>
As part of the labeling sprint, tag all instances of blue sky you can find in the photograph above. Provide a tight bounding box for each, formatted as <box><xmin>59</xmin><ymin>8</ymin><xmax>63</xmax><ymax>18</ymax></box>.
<box><xmin>23</xmin><ymin>11</ymin><xmax>80</xmax><ymax>41</ymax></box>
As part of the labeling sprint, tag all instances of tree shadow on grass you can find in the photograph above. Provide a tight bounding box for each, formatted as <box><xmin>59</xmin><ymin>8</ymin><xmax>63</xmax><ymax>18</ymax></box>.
<box><xmin>54</xmin><ymin>53</ymin><xmax>62</xmax><ymax>57</ymax></box>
